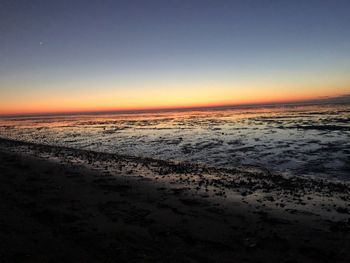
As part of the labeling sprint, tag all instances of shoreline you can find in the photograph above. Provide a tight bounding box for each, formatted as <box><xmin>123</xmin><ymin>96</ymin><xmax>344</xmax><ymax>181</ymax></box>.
<box><xmin>0</xmin><ymin>138</ymin><xmax>349</xmax><ymax>262</ymax></box>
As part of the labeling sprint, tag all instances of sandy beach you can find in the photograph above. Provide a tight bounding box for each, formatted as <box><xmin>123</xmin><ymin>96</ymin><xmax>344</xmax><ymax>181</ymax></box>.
<box><xmin>0</xmin><ymin>137</ymin><xmax>349</xmax><ymax>262</ymax></box>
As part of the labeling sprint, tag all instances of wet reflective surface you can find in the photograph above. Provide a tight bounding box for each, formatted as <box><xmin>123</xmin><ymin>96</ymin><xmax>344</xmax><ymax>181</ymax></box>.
<box><xmin>1</xmin><ymin>103</ymin><xmax>349</xmax><ymax>180</ymax></box>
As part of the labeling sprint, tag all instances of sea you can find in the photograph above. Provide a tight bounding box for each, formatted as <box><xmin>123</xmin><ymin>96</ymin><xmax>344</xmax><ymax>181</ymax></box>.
<box><xmin>1</xmin><ymin>103</ymin><xmax>349</xmax><ymax>181</ymax></box>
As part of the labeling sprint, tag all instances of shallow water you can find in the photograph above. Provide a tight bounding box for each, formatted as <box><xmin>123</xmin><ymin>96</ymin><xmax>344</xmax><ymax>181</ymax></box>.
<box><xmin>1</xmin><ymin>103</ymin><xmax>349</xmax><ymax>180</ymax></box>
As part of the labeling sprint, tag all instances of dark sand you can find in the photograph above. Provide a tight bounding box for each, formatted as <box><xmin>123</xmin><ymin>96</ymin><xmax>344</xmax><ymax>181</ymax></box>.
<box><xmin>0</xmin><ymin>138</ymin><xmax>349</xmax><ymax>262</ymax></box>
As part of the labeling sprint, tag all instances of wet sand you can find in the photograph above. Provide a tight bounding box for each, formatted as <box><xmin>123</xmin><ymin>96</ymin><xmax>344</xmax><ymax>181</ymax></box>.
<box><xmin>0</xmin><ymin>138</ymin><xmax>349</xmax><ymax>262</ymax></box>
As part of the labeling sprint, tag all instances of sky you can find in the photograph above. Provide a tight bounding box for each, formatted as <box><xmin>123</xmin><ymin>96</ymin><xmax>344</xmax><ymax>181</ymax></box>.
<box><xmin>0</xmin><ymin>0</ymin><xmax>349</xmax><ymax>115</ymax></box>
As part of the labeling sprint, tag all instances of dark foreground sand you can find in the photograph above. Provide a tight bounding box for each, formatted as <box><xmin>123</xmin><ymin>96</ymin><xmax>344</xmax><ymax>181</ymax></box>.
<box><xmin>0</xmin><ymin>138</ymin><xmax>349</xmax><ymax>263</ymax></box>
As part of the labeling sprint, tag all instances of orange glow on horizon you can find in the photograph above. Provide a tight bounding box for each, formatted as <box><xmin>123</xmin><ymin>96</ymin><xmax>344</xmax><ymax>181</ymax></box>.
<box><xmin>1</xmin><ymin>78</ymin><xmax>349</xmax><ymax>116</ymax></box>
<box><xmin>1</xmin><ymin>87</ymin><xmax>348</xmax><ymax>116</ymax></box>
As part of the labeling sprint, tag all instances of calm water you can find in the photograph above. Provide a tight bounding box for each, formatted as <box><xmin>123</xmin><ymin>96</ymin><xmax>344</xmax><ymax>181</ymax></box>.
<box><xmin>1</xmin><ymin>103</ymin><xmax>349</xmax><ymax>180</ymax></box>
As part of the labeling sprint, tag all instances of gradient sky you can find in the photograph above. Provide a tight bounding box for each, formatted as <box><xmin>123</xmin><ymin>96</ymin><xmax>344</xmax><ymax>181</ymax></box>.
<box><xmin>0</xmin><ymin>0</ymin><xmax>350</xmax><ymax>115</ymax></box>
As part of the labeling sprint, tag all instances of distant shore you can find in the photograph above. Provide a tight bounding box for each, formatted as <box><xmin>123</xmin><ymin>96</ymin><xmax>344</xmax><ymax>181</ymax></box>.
<box><xmin>0</xmin><ymin>138</ymin><xmax>349</xmax><ymax>262</ymax></box>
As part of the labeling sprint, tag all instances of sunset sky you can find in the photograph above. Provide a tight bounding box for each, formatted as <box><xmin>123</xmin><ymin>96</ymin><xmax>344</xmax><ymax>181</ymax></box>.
<box><xmin>0</xmin><ymin>0</ymin><xmax>349</xmax><ymax>115</ymax></box>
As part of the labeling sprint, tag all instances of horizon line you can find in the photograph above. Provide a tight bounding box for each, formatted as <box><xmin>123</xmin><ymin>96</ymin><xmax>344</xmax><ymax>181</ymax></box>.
<box><xmin>1</xmin><ymin>95</ymin><xmax>349</xmax><ymax>119</ymax></box>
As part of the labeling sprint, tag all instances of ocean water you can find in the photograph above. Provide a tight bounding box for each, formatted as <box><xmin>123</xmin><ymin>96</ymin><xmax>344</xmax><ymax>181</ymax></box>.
<box><xmin>0</xmin><ymin>103</ymin><xmax>349</xmax><ymax>181</ymax></box>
